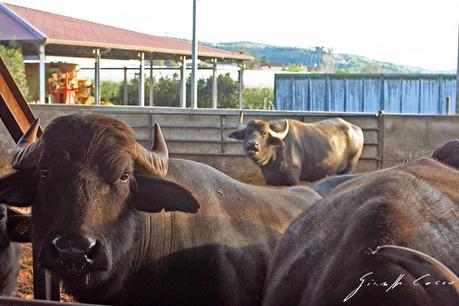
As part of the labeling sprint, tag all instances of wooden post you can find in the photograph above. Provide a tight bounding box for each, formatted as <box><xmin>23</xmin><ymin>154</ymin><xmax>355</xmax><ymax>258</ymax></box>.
<box><xmin>0</xmin><ymin>55</ymin><xmax>42</xmax><ymax>141</ymax></box>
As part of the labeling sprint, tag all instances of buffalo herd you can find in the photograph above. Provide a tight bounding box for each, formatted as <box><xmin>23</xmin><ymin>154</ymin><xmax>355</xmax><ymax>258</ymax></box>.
<box><xmin>0</xmin><ymin>113</ymin><xmax>457</xmax><ymax>306</ymax></box>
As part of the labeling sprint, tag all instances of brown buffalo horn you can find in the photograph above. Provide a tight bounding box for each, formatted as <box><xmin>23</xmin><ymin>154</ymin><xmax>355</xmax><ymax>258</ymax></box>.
<box><xmin>134</xmin><ymin>123</ymin><xmax>169</xmax><ymax>176</ymax></box>
<box><xmin>238</xmin><ymin>110</ymin><xmax>244</xmax><ymax>126</ymax></box>
<box><xmin>11</xmin><ymin>119</ymin><xmax>43</xmax><ymax>170</ymax></box>
<box><xmin>370</xmin><ymin>245</ymin><xmax>459</xmax><ymax>300</ymax></box>
<box><xmin>268</xmin><ymin>119</ymin><xmax>289</xmax><ymax>139</ymax></box>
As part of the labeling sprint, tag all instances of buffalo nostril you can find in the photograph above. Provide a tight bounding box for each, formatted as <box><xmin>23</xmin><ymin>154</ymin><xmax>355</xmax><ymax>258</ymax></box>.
<box><xmin>51</xmin><ymin>235</ymin><xmax>97</xmax><ymax>267</ymax></box>
<box><xmin>247</xmin><ymin>141</ymin><xmax>260</xmax><ymax>152</ymax></box>
<box><xmin>85</xmin><ymin>240</ymin><xmax>99</xmax><ymax>264</ymax></box>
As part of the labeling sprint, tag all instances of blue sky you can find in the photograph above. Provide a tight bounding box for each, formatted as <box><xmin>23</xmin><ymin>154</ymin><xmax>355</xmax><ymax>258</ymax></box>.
<box><xmin>4</xmin><ymin>0</ymin><xmax>459</xmax><ymax>71</ymax></box>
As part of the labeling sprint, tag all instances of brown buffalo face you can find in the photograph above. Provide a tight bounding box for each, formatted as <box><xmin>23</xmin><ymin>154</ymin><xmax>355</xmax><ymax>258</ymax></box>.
<box><xmin>0</xmin><ymin>114</ymin><xmax>199</xmax><ymax>291</ymax></box>
<box><xmin>229</xmin><ymin>119</ymin><xmax>289</xmax><ymax>166</ymax></box>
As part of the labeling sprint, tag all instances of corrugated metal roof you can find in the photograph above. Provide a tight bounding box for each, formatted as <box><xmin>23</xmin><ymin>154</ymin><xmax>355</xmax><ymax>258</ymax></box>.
<box><xmin>0</xmin><ymin>3</ymin><xmax>253</xmax><ymax>61</ymax></box>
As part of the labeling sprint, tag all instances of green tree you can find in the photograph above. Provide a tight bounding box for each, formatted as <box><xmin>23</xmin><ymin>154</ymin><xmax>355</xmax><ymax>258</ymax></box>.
<box><xmin>114</xmin><ymin>72</ymin><xmax>241</xmax><ymax>108</ymax></box>
<box><xmin>100</xmin><ymin>81</ymin><xmax>122</xmax><ymax>103</ymax></box>
<box><xmin>360</xmin><ymin>63</ymin><xmax>385</xmax><ymax>74</ymax></box>
<box><xmin>284</xmin><ymin>64</ymin><xmax>308</xmax><ymax>72</ymax></box>
<box><xmin>243</xmin><ymin>87</ymin><xmax>274</xmax><ymax>109</ymax></box>
<box><xmin>0</xmin><ymin>44</ymin><xmax>30</xmax><ymax>100</ymax></box>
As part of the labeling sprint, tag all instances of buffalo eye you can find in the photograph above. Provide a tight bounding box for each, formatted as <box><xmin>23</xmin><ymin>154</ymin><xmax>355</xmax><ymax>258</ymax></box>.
<box><xmin>119</xmin><ymin>172</ymin><xmax>130</xmax><ymax>182</ymax></box>
<box><xmin>40</xmin><ymin>168</ymin><xmax>49</xmax><ymax>179</ymax></box>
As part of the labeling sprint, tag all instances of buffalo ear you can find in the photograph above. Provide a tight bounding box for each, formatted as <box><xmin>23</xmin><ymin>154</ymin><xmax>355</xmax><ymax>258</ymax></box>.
<box><xmin>228</xmin><ymin>129</ymin><xmax>246</xmax><ymax>140</ymax></box>
<box><xmin>268</xmin><ymin>137</ymin><xmax>285</xmax><ymax>147</ymax></box>
<box><xmin>0</xmin><ymin>171</ymin><xmax>37</xmax><ymax>207</ymax></box>
<box><xmin>6</xmin><ymin>212</ymin><xmax>32</xmax><ymax>243</ymax></box>
<box><xmin>132</xmin><ymin>176</ymin><xmax>200</xmax><ymax>213</ymax></box>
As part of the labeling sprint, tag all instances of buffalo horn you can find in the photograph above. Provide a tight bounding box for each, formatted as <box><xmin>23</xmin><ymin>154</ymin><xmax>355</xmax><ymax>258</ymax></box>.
<box><xmin>134</xmin><ymin>123</ymin><xmax>169</xmax><ymax>176</ymax></box>
<box><xmin>12</xmin><ymin>119</ymin><xmax>43</xmax><ymax>170</ymax></box>
<box><xmin>268</xmin><ymin>119</ymin><xmax>289</xmax><ymax>139</ymax></box>
<box><xmin>370</xmin><ymin>245</ymin><xmax>459</xmax><ymax>296</ymax></box>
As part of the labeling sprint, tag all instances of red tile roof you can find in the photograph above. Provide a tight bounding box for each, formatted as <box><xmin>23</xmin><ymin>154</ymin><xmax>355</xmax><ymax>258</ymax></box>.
<box><xmin>1</xmin><ymin>3</ymin><xmax>253</xmax><ymax>61</ymax></box>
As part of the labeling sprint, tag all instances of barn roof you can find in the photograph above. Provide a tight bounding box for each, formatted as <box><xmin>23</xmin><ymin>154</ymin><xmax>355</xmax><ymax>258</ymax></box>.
<box><xmin>0</xmin><ymin>3</ymin><xmax>253</xmax><ymax>61</ymax></box>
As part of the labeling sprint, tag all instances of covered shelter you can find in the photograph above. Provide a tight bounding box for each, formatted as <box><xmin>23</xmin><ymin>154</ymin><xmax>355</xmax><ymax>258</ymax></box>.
<box><xmin>0</xmin><ymin>2</ymin><xmax>253</xmax><ymax>107</ymax></box>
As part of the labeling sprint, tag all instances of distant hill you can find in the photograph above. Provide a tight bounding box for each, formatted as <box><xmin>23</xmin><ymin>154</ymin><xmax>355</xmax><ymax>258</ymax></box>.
<box><xmin>207</xmin><ymin>41</ymin><xmax>437</xmax><ymax>73</ymax></box>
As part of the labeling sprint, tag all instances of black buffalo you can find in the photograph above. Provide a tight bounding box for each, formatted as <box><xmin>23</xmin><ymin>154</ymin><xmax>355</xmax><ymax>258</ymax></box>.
<box><xmin>229</xmin><ymin>117</ymin><xmax>364</xmax><ymax>186</ymax></box>
<box><xmin>0</xmin><ymin>204</ymin><xmax>31</xmax><ymax>296</ymax></box>
<box><xmin>263</xmin><ymin>158</ymin><xmax>459</xmax><ymax>306</ymax></box>
<box><xmin>432</xmin><ymin>139</ymin><xmax>459</xmax><ymax>170</ymax></box>
<box><xmin>0</xmin><ymin>114</ymin><xmax>323</xmax><ymax>305</ymax></box>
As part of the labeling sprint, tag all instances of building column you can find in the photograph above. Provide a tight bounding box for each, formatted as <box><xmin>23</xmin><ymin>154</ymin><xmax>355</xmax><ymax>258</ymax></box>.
<box><xmin>191</xmin><ymin>0</ymin><xmax>198</xmax><ymax>109</ymax></box>
<box><xmin>139</xmin><ymin>52</ymin><xmax>145</xmax><ymax>107</ymax></box>
<box><xmin>238</xmin><ymin>63</ymin><xmax>245</xmax><ymax>109</ymax></box>
<box><xmin>94</xmin><ymin>48</ymin><xmax>101</xmax><ymax>105</ymax></box>
<box><xmin>38</xmin><ymin>44</ymin><xmax>46</xmax><ymax>104</ymax></box>
<box><xmin>211</xmin><ymin>58</ymin><xmax>218</xmax><ymax>109</ymax></box>
<box><xmin>180</xmin><ymin>56</ymin><xmax>187</xmax><ymax>108</ymax></box>
<box><xmin>123</xmin><ymin>66</ymin><xmax>128</xmax><ymax>105</ymax></box>
<box><xmin>149</xmin><ymin>57</ymin><xmax>154</xmax><ymax>106</ymax></box>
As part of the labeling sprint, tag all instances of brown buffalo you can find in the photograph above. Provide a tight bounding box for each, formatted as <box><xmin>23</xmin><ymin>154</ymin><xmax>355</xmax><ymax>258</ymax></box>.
<box><xmin>432</xmin><ymin>139</ymin><xmax>459</xmax><ymax>169</ymax></box>
<box><xmin>0</xmin><ymin>114</ymin><xmax>322</xmax><ymax>306</ymax></box>
<box><xmin>229</xmin><ymin>117</ymin><xmax>364</xmax><ymax>186</ymax></box>
<box><xmin>263</xmin><ymin>158</ymin><xmax>459</xmax><ymax>306</ymax></box>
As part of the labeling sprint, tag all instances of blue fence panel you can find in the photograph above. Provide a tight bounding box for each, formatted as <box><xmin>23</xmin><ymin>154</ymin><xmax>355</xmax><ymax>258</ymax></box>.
<box><xmin>363</xmin><ymin>78</ymin><xmax>381</xmax><ymax>112</ymax></box>
<box><xmin>420</xmin><ymin>79</ymin><xmax>440</xmax><ymax>114</ymax></box>
<box><xmin>310</xmin><ymin>78</ymin><xmax>327</xmax><ymax>111</ymax></box>
<box><xmin>330</xmin><ymin>79</ymin><xmax>345</xmax><ymax>112</ymax></box>
<box><xmin>401</xmin><ymin>79</ymin><xmax>420</xmax><ymax>114</ymax></box>
<box><xmin>275</xmin><ymin>74</ymin><xmax>456</xmax><ymax>114</ymax></box>
<box><xmin>384</xmin><ymin>79</ymin><xmax>402</xmax><ymax>113</ymax></box>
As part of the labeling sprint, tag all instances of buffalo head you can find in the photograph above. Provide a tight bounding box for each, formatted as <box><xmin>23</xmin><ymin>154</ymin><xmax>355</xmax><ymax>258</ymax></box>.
<box><xmin>432</xmin><ymin>139</ymin><xmax>459</xmax><ymax>170</ymax></box>
<box><xmin>229</xmin><ymin>118</ymin><xmax>289</xmax><ymax>165</ymax></box>
<box><xmin>0</xmin><ymin>114</ymin><xmax>199</xmax><ymax>291</ymax></box>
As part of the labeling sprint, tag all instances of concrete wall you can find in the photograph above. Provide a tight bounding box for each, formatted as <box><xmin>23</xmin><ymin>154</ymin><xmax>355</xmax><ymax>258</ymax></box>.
<box><xmin>0</xmin><ymin>105</ymin><xmax>458</xmax><ymax>181</ymax></box>
<box><xmin>382</xmin><ymin>114</ymin><xmax>459</xmax><ymax>167</ymax></box>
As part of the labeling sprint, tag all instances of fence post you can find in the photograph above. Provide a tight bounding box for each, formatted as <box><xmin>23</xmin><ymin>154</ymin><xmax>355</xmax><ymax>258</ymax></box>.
<box><xmin>377</xmin><ymin>110</ymin><xmax>385</xmax><ymax>169</ymax></box>
<box><xmin>445</xmin><ymin>97</ymin><xmax>451</xmax><ymax>115</ymax></box>
<box><xmin>33</xmin><ymin>237</ymin><xmax>60</xmax><ymax>300</ymax></box>
<box><xmin>148</xmin><ymin>113</ymin><xmax>153</xmax><ymax>147</ymax></box>
<box><xmin>220</xmin><ymin>115</ymin><xmax>226</xmax><ymax>154</ymax></box>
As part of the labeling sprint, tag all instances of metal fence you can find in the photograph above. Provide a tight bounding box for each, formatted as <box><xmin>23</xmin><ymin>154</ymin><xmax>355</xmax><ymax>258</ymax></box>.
<box><xmin>274</xmin><ymin>73</ymin><xmax>457</xmax><ymax>114</ymax></box>
<box><xmin>0</xmin><ymin>296</ymin><xmax>104</xmax><ymax>306</ymax></box>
